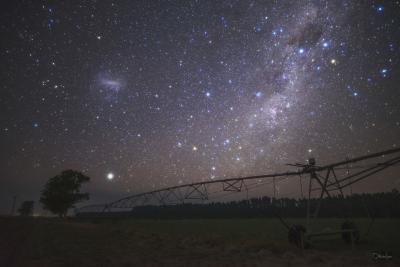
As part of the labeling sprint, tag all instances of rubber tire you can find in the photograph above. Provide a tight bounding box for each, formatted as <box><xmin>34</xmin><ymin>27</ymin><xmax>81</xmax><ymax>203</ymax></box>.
<box><xmin>288</xmin><ymin>224</ymin><xmax>307</xmax><ymax>247</ymax></box>
<box><xmin>341</xmin><ymin>220</ymin><xmax>360</xmax><ymax>244</ymax></box>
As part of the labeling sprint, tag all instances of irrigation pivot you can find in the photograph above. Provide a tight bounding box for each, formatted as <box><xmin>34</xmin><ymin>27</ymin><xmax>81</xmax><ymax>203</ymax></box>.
<box><xmin>76</xmin><ymin>147</ymin><xmax>400</xmax><ymax>247</ymax></box>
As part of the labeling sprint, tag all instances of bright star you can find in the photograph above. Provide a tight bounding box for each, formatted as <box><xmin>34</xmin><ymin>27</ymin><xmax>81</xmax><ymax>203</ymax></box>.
<box><xmin>107</xmin><ymin>172</ymin><xmax>114</xmax><ymax>180</ymax></box>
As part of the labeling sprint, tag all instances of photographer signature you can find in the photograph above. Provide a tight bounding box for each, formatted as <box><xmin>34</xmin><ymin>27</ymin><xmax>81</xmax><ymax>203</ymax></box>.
<box><xmin>371</xmin><ymin>251</ymin><xmax>392</xmax><ymax>261</ymax></box>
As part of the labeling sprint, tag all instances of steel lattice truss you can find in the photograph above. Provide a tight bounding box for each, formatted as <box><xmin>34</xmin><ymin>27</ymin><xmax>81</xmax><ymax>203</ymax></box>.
<box><xmin>76</xmin><ymin>148</ymin><xmax>400</xmax><ymax>215</ymax></box>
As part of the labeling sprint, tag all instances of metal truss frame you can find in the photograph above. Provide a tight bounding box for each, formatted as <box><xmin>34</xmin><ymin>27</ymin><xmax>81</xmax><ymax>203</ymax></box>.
<box><xmin>76</xmin><ymin>148</ymin><xmax>400</xmax><ymax>216</ymax></box>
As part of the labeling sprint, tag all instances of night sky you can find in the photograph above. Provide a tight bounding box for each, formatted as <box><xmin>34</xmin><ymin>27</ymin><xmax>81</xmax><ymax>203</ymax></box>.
<box><xmin>1</xmin><ymin>1</ymin><xmax>399</xmax><ymax>214</ymax></box>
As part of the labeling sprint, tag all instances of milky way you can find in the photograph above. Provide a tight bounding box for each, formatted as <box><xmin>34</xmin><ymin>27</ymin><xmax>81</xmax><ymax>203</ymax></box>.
<box><xmin>1</xmin><ymin>1</ymin><xmax>399</xmax><ymax>211</ymax></box>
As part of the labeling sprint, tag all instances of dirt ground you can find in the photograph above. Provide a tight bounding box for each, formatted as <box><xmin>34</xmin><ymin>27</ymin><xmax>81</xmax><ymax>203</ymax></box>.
<box><xmin>0</xmin><ymin>217</ymin><xmax>398</xmax><ymax>266</ymax></box>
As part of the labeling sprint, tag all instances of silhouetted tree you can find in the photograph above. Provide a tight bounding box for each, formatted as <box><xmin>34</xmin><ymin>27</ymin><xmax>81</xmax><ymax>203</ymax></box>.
<box><xmin>40</xmin><ymin>170</ymin><xmax>90</xmax><ymax>217</ymax></box>
<box><xmin>18</xmin><ymin>201</ymin><xmax>34</xmax><ymax>216</ymax></box>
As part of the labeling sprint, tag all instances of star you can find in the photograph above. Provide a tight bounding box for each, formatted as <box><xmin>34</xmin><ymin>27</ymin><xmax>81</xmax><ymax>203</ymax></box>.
<box><xmin>380</xmin><ymin>68</ymin><xmax>388</xmax><ymax>77</ymax></box>
<box><xmin>1</xmin><ymin>0</ymin><xmax>399</xmax><ymax>215</ymax></box>
<box><xmin>107</xmin><ymin>172</ymin><xmax>114</xmax><ymax>180</ymax></box>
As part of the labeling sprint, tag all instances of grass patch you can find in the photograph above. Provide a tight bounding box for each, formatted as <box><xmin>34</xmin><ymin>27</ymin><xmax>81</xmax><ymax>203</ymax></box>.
<box><xmin>1</xmin><ymin>217</ymin><xmax>399</xmax><ymax>266</ymax></box>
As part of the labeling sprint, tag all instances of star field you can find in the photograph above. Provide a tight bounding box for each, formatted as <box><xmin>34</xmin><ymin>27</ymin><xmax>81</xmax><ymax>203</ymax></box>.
<box><xmin>1</xmin><ymin>1</ymin><xmax>399</xmax><ymax>210</ymax></box>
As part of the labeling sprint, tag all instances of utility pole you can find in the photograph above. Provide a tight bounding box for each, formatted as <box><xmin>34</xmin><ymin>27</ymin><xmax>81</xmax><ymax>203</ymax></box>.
<box><xmin>273</xmin><ymin>177</ymin><xmax>276</xmax><ymax>198</ymax></box>
<box><xmin>10</xmin><ymin>195</ymin><xmax>17</xmax><ymax>216</ymax></box>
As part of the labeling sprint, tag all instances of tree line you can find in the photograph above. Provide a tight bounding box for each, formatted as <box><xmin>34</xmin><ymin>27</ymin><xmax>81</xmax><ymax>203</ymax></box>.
<box><xmin>109</xmin><ymin>189</ymin><xmax>400</xmax><ymax>219</ymax></box>
<box><xmin>16</xmin><ymin>170</ymin><xmax>90</xmax><ymax>217</ymax></box>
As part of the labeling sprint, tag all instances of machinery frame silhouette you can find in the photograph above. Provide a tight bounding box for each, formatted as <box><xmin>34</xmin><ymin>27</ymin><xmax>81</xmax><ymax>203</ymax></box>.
<box><xmin>77</xmin><ymin>147</ymin><xmax>400</xmax><ymax>246</ymax></box>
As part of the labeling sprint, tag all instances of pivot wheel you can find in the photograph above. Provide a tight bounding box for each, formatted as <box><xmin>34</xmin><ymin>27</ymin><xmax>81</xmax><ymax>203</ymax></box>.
<box><xmin>288</xmin><ymin>224</ymin><xmax>307</xmax><ymax>248</ymax></box>
<box><xmin>341</xmin><ymin>220</ymin><xmax>360</xmax><ymax>244</ymax></box>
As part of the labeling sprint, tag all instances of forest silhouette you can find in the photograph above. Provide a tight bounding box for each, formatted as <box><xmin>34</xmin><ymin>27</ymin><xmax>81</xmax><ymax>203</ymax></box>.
<box><xmin>77</xmin><ymin>189</ymin><xmax>400</xmax><ymax>219</ymax></box>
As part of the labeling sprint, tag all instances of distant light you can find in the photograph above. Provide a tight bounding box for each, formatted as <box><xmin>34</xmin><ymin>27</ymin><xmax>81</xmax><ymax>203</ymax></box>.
<box><xmin>33</xmin><ymin>123</ymin><xmax>39</xmax><ymax>128</ymax></box>
<box><xmin>205</xmin><ymin>92</ymin><xmax>211</xmax><ymax>97</ymax></box>
<box><xmin>298</xmin><ymin>48</ymin><xmax>305</xmax><ymax>54</ymax></box>
<box><xmin>107</xmin><ymin>173</ymin><xmax>114</xmax><ymax>180</ymax></box>
<box><xmin>330</xmin><ymin>59</ymin><xmax>337</xmax><ymax>65</ymax></box>
<box><xmin>353</xmin><ymin>92</ymin><xmax>358</xmax><ymax>97</ymax></box>
<box><xmin>377</xmin><ymin>5</ymin><xmax>384</xmax><ymax>12</ymax></box>
<box><xmin>308</xmin><ymin>149</ymin><xmax>312</xmax><ymax>153</ymax></box>
<box><xmin>255</xmin><ymin>91</ymin><xmax>262</xmax><ymax>97</ymax></box>
<box><xmin>322</xmin><ymin>42</ymin><xmax>329</xmax><ymax>48</ymax></box>
<box><xmin>96</xmin><ymin>35</ymin><xmax>102</xmax><ymax>40</ymax></box>
<box><xmin>192</xmin><ymin>146</ymin><xmax>198</xmax><ymax>151</ymax></box>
